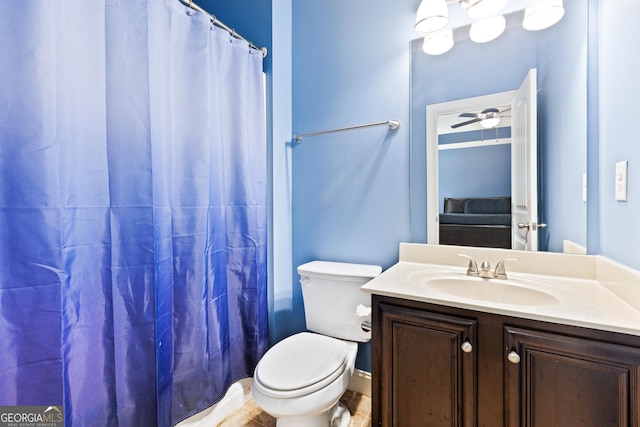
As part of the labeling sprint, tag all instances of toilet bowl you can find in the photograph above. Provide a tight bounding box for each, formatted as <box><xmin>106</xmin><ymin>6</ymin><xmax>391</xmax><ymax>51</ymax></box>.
<box><xmin>251</xmin><ymin>261</ymin><xmax>381</xmax><ymax>427</ymax></box>
<box><xmin>252</xmin><ymin>332</ymin><xmax>358</xmax><ymax>427</ymax></box>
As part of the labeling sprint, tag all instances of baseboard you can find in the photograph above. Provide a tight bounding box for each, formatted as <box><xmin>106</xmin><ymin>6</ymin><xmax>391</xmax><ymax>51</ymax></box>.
<box><xmin>348</xmin><ymin>369</ymin><xmax>372</xmax><ymax>397</ymax></box>
<box><xmin>175</xmin><ymin>378</ymin><xmax>252</xmax><ymax>427</ymax></box>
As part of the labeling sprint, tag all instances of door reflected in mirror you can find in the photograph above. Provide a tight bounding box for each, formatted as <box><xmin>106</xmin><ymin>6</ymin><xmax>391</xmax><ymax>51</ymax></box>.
<box><xmin>427</xmin><ymin>70</ymin><xmax>540</xmax><ymax>251</ymax></box>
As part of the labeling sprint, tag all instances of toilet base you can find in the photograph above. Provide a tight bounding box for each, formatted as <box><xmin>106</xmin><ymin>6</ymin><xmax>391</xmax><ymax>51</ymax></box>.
<box><xmin>330</xmin><ymin>402</ymin><xmax>351</xmax><ymax>427</ymax></box>
<box><xmin>275</xmin><ymin>402</ymin><xmax>351</xmax><ymax>427</ymax></box>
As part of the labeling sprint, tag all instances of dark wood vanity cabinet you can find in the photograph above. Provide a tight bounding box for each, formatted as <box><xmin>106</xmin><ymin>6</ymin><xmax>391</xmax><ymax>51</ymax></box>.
<box><xmin>371</xmin><ymin>295</ymin><xmax>640</xmax><ymax>427</ymax></box>
<box><xmin>504</xmin><ymin>326</ymin><xmax>640</xmax><ymax>427</ymax></box>
<box><xmin>376</xmin><ymin>302</ymin><xmax>477</xmax><ymax>426</ymax></box>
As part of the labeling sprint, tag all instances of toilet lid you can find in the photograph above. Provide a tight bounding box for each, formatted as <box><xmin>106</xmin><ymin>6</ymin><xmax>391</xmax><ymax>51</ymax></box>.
<box><xmin>255</xmin><ymin>332</ymin><xmax>348</xmax><ymax>393</ymax></box>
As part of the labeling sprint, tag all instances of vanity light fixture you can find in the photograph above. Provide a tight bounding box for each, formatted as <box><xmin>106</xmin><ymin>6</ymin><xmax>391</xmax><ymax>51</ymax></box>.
<box><xmin>415</xmin><ymin>0</ymin><xmax>450</xmax><ymax>33</ymax></box>
<box><xmin>418</xmin><ymin>0</ymin><xmax>566</xmax><ymax>56</ymax></box>
<box><xmin>461</xmin><ymin>0</ymin><xmax>508</xmax><ymax>19</ymax></box>
<box><xmin>422</xmin><ymin>29</ymin><xmax>455</xmax><ymax>55</ymax></box>
<box><xmin>522</xmin><ymin>0</ymin><xmax>565</xmax><ymax>31</ymax></box>
<box><xmin>469</xmin><ymin>15</ymin><xmax>506</xmax><ymax>43</ymax></box>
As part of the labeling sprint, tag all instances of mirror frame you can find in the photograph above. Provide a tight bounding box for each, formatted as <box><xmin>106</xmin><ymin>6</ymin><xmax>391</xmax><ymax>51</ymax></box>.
<box><xmin>426</xmin><ymin>90</ymin><xmax>517</xmax><ymax>245</ymax></box>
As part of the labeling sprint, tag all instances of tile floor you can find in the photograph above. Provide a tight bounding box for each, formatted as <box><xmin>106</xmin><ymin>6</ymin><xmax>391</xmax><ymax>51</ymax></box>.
<box><xmin>218</xmin><ymin>390</ymin><xmax>371</xmax><ymax>426</ymax></box>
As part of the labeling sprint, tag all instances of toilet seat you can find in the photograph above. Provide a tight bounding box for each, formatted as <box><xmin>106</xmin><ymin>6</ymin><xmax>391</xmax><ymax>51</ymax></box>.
<box><xmin>253</xmin><ymin>332</ymin><xmax>348</xmax><ymax>399</ymax></box>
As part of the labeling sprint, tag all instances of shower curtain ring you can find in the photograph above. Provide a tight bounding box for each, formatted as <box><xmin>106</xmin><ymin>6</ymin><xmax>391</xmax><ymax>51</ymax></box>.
<box><xmin>185</xmin><ymin>0</ymin><xmax>194</xmax><ymax>16</ymax></box>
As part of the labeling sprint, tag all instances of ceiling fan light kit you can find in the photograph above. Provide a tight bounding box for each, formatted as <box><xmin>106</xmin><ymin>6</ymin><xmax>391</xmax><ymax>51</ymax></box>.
<box><xmin>416</xmin><ymin>0</ymin><xmax>566</xmax><ymax>55</ymax></box>
<box><xmin>480</xmin><ymin>117</ymin><xmax>501</xmax><ymax>128</ymax></box>
<box><xmin>451</xmin><ymin>107</ymin><xmax>507</xmax><ymax>129</ymax></box>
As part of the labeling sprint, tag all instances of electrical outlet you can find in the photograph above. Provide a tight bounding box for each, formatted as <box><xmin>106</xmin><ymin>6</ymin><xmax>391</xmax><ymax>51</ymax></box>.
<box><xmin>615</xmin><ymin>161</ymin><xmax>628</xmax><ymax>201</ymax></box>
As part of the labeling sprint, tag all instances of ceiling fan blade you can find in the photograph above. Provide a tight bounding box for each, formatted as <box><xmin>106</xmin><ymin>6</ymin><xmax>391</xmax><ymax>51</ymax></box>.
<box><xmin>451</xmin><ymin>118</ymin><xmax>482</xmax><ymax>128</ymax></box>
<box><xmin>459</xmin><ymin>112</ymin><xmax>480</xmax><ymax>118</ymax></box>
<box><xmin>481</xmin><ymin>107</ymin><xmax>500</xmax><ymax>114</ymax></box>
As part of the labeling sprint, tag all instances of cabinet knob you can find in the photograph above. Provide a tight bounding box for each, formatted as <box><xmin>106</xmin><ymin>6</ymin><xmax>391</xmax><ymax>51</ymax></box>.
<box><xmin>461</xmin><ymin>341</ymin><xmax>473</xmax><ymax>353</ymax></box>
<box><xmin>507</xmin><ymin>351</ymin><xmax>521</xmax><ymax>364</ymax></box>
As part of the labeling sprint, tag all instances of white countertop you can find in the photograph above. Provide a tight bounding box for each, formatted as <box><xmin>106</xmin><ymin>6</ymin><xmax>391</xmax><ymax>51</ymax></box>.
<box><xmin>361</xmin><ymin>243</ymin><xmax>640</xmax><ymax>336</ymax></box>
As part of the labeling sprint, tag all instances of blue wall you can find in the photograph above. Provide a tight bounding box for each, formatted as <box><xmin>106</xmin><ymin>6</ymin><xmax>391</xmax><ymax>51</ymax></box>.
<box><xmin>205</xmin><ymin>0</ymin><xmax>640</xmax><ymax>373</ymax></box>
<box><xmin>437</xmin><ymin>128</ymin><xmax>512</xmax><ymax>212</ymax></box>
<box><xmin>290</xmin><ymin>0</ymin><xmax>589</xmax><ymax>372</ymax></box>
<box><xmin>291</xmin><ymin>0</ymin><xmax>414</xmax><ymax>370</ymax></box>
<box><xmin>537</xmin><ymin>0</ymin><xmax>588</xmax><ymax>252</ymax></box>
<box><xmin>598</xmin><ymin>0</ymin><xmax>640</xmax><ymax>269</ymax></box>
<box><xmin>439</xmin><ymin>144</ymin><xmax>512</xmax><ymax>212</ymax></box>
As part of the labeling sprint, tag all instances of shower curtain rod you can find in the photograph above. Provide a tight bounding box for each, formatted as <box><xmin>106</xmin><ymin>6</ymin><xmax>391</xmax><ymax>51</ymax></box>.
<box><xmin>178</xmin><ymin>0</ymin><xmax>268</xmax><ymax>58</ymax></box>
<box><xmin>293</xmin><ymin>119</ymin><xmax>401</xmax><ymax>143</ymax></box>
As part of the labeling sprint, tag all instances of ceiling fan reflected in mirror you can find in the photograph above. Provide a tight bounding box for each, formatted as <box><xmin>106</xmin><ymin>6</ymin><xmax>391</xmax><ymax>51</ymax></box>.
<box><xmin>451</xmin><ymin>107</ymin><xmax>511</xmax><ymax>129</ymax></box>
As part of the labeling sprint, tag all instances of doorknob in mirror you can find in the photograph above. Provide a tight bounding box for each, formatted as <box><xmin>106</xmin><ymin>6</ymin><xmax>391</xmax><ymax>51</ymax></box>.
<box><xmin>518</xmin><ymin>222</ymin><xmax>547</xmax><ymax>230</ymax></box>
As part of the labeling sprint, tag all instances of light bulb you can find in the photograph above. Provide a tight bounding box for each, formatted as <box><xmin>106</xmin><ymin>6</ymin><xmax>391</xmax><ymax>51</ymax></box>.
<box><xmin>422</xmin><ymin>29</ymin><xmax>454</xmax><ymax>55</ymax></box>
<box><xmin>415</xmin><ymin>0</ymin><xmax>450</xmax><ymax>33</ymax></box>
<box><xmin>469</xmin><ymin>15</ymin><xmax>506</xmax><ymax>43</ymax></box>
<box><xmin>480</xmin><ymin>117</ymin><xmax>500</xmax><ymax>128</ymax></box>
<box><xmin>523</xmin><ymin>0</ymin><xmax>565</xmax><ymax>31</ymax></box>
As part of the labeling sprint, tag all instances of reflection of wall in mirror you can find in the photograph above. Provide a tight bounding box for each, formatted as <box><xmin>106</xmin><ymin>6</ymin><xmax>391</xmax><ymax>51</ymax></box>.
<box><xmin>438</xmin><ymin>129</ymin><xmax>511</xmax><ymax>213</ymax></box>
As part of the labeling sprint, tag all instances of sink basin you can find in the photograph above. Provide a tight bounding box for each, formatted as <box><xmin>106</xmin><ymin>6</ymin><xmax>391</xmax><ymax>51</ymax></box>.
<box><xmin>426</xmin><ymin>276</ymin><xmax>560</xmax><ymax>306</ymax></box>
<box><xmin>406</xmin><ymin>271</ymin><xmax>565</xmax><ymax>306</ymax></box>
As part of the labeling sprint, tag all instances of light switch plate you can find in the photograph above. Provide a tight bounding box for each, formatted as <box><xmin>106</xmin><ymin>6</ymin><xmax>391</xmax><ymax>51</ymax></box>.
<box><xmin>582</xmin><ymin>173</ymin><xmax>587</xmax><ymax>203</ymax></box>
<box><xmin>615</xmin><ymin>161</ymin><xmax>628</xmax><ymax>201</ymax></box>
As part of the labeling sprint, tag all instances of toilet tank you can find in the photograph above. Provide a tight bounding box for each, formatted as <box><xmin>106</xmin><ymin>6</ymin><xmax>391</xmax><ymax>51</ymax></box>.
<box><xmin>297</xmin><ymin>261</ymin><xmax>382</xmax><ymax>342</ymax></box>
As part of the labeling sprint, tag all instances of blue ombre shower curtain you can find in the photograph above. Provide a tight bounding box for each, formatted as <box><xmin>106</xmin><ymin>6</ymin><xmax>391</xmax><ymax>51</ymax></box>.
<box><xmin>0</xmin><ymin>0</ymin><xmax>268</xmax><ymax>425</ymax></box>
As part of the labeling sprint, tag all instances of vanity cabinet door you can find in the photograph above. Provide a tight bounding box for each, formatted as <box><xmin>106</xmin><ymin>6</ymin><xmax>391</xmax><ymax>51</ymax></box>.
<box><xmin>505</xmin><ymin>326</ymin><xmax>640</xmax><ymax>427</ymax></box>
<box><xmin>377</xmin><ymin>303</ymin><xmax>477</xmax><ymax>427</ymax></box>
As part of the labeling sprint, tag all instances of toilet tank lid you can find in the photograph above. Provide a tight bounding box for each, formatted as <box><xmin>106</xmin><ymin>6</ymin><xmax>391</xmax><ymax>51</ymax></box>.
<box><xmin>297</xmin><ymin>261</ymin><xmax>382</xmax><ymax>281</ymax></box>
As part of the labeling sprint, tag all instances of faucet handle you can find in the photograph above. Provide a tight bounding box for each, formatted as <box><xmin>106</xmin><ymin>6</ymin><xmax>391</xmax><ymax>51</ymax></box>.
<box><xmin>494</xmin><ymin>258</ymin><xmax>519</xmax><ymax>279</ymax></box>
<box><xmin>457</xmin><ymin>254</ymin><xmax>479</xmax><ymax>276</ymax></box>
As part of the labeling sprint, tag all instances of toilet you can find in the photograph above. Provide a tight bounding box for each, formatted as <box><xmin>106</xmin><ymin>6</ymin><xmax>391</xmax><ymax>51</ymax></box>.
<box><xmin>252</xmin><ymin>260</ymin><xmax>382</xmax><ymax>427</ymax></box>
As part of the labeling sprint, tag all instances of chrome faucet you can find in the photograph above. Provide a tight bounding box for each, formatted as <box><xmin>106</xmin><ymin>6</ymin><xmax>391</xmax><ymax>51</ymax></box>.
<box><xmin>458</xmin><ymin>254</ymin><xmax>518</xmax><ymax>280</ymax></box>
<box><xmin>494</xmin><ymin>257</ymin><xmax>518</xmax><ymax>280</ymax></box>
<box><xmin>457</xmin><ymin>254</ymin><xmax>479</xmax><ymax>277</ymax></box>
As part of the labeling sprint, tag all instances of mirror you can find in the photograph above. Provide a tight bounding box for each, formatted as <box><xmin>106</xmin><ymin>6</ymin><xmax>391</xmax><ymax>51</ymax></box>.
<box><xmin>409</xmin><ymin>0</ymin><xmax>588</xmax><ymax>253</ymax></box>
